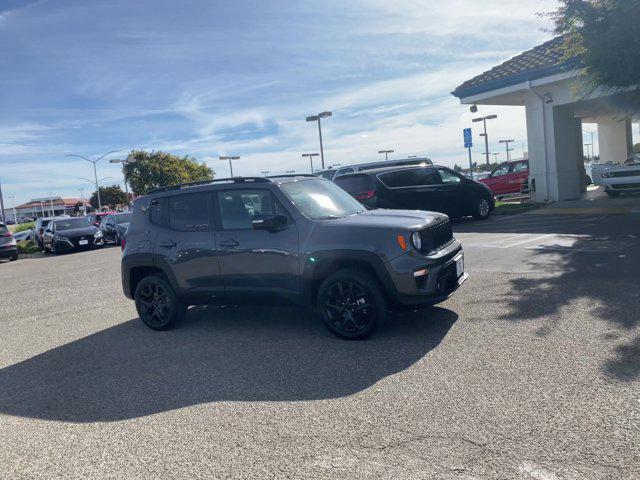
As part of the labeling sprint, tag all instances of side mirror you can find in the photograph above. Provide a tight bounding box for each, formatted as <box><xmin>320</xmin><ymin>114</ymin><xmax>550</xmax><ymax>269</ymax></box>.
<box><xmin>252</xmin><ymin>214</ymin><xmax>287</xmax><ymax>231</ymax></box>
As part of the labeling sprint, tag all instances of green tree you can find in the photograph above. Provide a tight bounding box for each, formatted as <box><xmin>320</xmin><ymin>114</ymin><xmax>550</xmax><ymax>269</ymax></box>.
<box><xmin>90</xmin><ymin>185</ymin><xmax>129</xmax><ymax>209</ymax></box>
<box><xmin>453</xmin><ymin>164</ymin><xmax>462</xmax><ymax>172</ymax></box>
<box><xmin>634</xmin><ymin>143</ymin><xmax>640</xmax><ymax>154</ymax></box>
<box><xmin>551</xmin><ymin>0</ymin><xmax>640</xmax><ymax>90</ymax></box>
<box><xmin>123</xmin><ymin>150</ymin><xmax>214</xmax><ymax>196</ymax></box>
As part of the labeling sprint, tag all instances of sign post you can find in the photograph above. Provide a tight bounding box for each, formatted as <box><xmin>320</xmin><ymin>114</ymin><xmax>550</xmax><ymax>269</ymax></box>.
<box><xmin>463</xmin><ymin>128</ymin><xmax>474</xmax><ymax>180</ymax></box>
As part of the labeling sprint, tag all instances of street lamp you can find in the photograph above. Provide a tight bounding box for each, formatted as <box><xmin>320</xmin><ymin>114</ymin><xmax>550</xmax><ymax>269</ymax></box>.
<box><xmin>306</xmin><ymin>111</ymin><xmax>332</xmax><ymax>169</ymax></box>
<box><xmin>499</xmin><ymin>139</ymin><xmax>515</xmax><ymax>161</ymax></box>
<box><xmin>66</xmin><ymin>149</ymin><xmax>121</xmax><ymax>211</ymax></box>
<box><xmin>219</xmin><ymin>156</ymin><xmax>240</xmax><ymax>177</ymax></box>
<box><xmin>78</xmin><ymin>176</ymin><xmax>113</xmax><ymax>210</ymax></box>
<box><xmin>302</xmin><ymin>153</ymin><xmax>320</xmax><ymax>173</ymax></box>
<box><xmin>472</xmin><ymin>114</ymin><xmax>498</xmax><ymax>166</ymax></box>
<box><xmin>39</xmin><ymin>201</ymin><xmax>45</xmax><ymax>217</ymax></box>
<box><xmin>584</xmin><ymin>143</ymin><xmax>592</xmax><ymax>159</ymax></box>
<box><xmin>79</xmin><ymin>188</ymin><xmax>86</xmax><ymax>215</ymax></box>
<box><xmin>492</xmin><ymin>152</ymin><xmax>500</xmax><ymax>163</ymax></box>
<box><xmin>378</xmin><ymin>149</ymin><xmax>394</xmax><ymax>161</ymax></box>
<box><xmin>583</xmin><ymin>129</ymin><xmax>597</xmax><ymax>159</ymax></box>
<box><xmin>286</xmin><ymin>170</ymin><xmax>296</xmax><ymax>174</ymax></box>
<box><xmin>8</xmin><ymin>195</ymin><xmax>17</xmax><ymax>223</ymax></box>
<box><xmin>109</xmin><ymin>158</ymin><xmax>137</xmax><ymax>205</ymax></box>
<box><xmin>47</xmin><ymin>192</ymin><xmax>55</xmax><ymax>217</ymax></box>
<box><xmin>260</xmin><ymin>171</ymin><xmax>270</xmax><ymax>176</ymax></box>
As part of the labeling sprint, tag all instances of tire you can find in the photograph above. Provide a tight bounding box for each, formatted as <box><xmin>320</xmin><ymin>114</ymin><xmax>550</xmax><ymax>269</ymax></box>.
<box><xmin>317</xmin><ymin>269</ymin><xmax>387</xmax><ymax>340</ymax></box>
<box><xmin>473</xmin><ymin>197</ymin><xmax>491</xmax><ymax>220</ymax></box>
<box><xmin>51</xmin><ymin>242</ymin><xmax>58</xmax><ymax>255</ymax></box>
<box><xmin>9</xmin><ymin>254</ymin><xmax>18</xmax><ymax>262</ymax></box>
<box><xmin>115</xmin><ymin>234</ymin><xmax>121</xmax><ymax>246</ymax></box>
<box><xmin>135</xmin><ymin>273</ymin><xmax>187</xmax><ymax>331</ymax></box>
<box><xmin>606</xmin><ymin>189</ymin><xmax>620</xmax><ymax>198</ymax></box>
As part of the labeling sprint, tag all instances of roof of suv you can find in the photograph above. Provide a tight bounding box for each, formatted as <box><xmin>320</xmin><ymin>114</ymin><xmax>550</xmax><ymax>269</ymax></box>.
<box><xmin>335</xmin><ymin>164</ymin><xmax>445</xmax><ymax>178</ymax></box>
<box><xmin>146</xmin><ymin>175</ymin><xmax>321</xmax><ymax>196</ymax></box>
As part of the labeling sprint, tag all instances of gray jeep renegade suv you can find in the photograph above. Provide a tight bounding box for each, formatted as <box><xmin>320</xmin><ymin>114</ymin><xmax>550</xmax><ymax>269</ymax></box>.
<box><xmin>121</xmin><ymin>175</ymin><xmax>467</xmax><ymax>339</ymax></box>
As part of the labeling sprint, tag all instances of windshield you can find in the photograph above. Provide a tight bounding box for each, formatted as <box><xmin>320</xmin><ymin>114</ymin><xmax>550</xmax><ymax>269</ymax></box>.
<box><xmin>54</xmin><ymin>218</ymin><xmax>90</xmax><ymax>231</ymax></box>
<box><xmin>280</xmin><ymin>179</ymin><xmax>363</xmax><ymax>220</ymax></box>
<box><xmin>114</xmin><ymin>213</ymin><xmax>132</xmax><ymax>224</ymax></box>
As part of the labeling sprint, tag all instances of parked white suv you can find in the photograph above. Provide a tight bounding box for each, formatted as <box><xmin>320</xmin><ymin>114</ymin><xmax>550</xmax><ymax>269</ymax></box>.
<box><xmin>592</xmin><ymin>154</ymin><xmax>640</xmax><ymax>197</ymax></box>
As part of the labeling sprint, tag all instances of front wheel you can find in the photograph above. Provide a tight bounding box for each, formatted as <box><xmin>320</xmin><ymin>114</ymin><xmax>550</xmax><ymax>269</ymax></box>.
<box><xmin>135</xmin><ymin>273</ymin><xmax>187</xmax><ymax>330</ymax></box>
<box><xmin>317</xmin><ymin>269</ymin><xmax>387</xmax><ymax>340</ymax></box>
<box><xmin>606</xmin><ymin>189</ymin><xmax>620</xmax><ymax>198</ymax></box>
<box><xmin>473</xmin><ymin>197</ymin><xmax>491</xmax><ymax>220</ymax></box>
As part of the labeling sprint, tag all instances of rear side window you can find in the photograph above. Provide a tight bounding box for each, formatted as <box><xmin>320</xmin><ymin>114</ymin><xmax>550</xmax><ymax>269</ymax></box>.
<box><xmin>437</xmin><ymin>168</ymin><xmax>462</xmax><ymax>184</ymax></box>
<box><xmin>168</xmin><ymin>193</ymin><xmax>211</xmax><ymax>231</ymax></box>
<box><xmin>513</xmin><ymin>161</ymin><xmax>529</xmax><ymax>172</ymax></box>
<box><xmin>334</xmin><ymin>175</ymin><xmax>374</xmax><ymax>193</ymax></box>
<box><xmin>149</xmin><ymin>199</ymin><xmax>163</xmax><ymax>226</ymax></box>
<box><xmin>379</xmin><ymin>168</ymin><xmax>440</xmax><ymax>188</ymax></box>
<box><xmin>0</xmin><ymin>225</ymin><xmax>8</xmax><ymax>235</ymax></box>
<box><xmin>217</xmin><ymin>189</ymin><xmax>283</xmax><ymax>230</ymax></box>
<box><xmin>492</xmin><ymin>164</ymin><xmax>512</xmax><ymax>176</ymax></box>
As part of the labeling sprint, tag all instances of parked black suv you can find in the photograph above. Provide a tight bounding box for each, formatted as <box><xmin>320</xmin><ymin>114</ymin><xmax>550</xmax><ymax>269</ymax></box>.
<box><xmin>122</xmin><ymin>176</ymin><xmax>467</xmax><ymax>339</ymax></box>
<box><xmin>334</xmin><ymin>165</ymin><xmax>495</xmax><ymax>220</ymax></box>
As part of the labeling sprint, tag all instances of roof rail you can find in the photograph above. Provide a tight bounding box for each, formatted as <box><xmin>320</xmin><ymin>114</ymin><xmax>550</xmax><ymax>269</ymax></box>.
<box><xmin>266</xmin><ymin>174</ymin><xmax>317</xmax><ymax>179</ymax></box>
<box><xmin>148</xmin><ymin>177</ymin><xmax>272</xmax><ymax>195</ymax></box>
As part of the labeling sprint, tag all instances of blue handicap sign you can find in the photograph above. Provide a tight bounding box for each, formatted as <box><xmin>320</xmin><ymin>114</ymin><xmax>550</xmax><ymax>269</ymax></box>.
<box><xmin>463</xmin><ymin>128</ymin><xmax>473</xmax><ymax>148</ymax></box>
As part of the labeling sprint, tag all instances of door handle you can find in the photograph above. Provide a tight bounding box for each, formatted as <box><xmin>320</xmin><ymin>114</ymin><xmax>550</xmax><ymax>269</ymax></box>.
<box><xmin>219</xmin><ymin>239</ymin><xmax>239</xmax><ymax>247</ymax></box>
<box><xmin>159</xmin><ymin>240</ymin><xmax>177</xmax><ymax>248</ymax></box>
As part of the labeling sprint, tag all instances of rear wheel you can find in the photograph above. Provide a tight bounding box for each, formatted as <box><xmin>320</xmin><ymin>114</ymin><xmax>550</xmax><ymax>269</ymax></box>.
<box><xmin>317</xmin><ymin>269</ymin><xmax>387</xmax><ymax>340</ymax></box>
<box><xmin>473</xmin><ymin>197</ymin><xmax>491</xmax><ymax>220</ymax></box>
<box><xmin>9</xmin><ymin>253</ymin><xmax>18</xmax><ymax>261</ymax></box>
<box><xmin>135</xmin><ymin>273</ymin><xmax>186</xmax><ymax>330</ymax></box>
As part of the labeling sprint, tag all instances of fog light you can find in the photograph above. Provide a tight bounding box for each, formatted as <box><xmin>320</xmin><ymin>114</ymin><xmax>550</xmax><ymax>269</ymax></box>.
<box><xmin>413</xmin><ymin>268</ymin><xmax>429</xmax><ymax>278</ymax></box>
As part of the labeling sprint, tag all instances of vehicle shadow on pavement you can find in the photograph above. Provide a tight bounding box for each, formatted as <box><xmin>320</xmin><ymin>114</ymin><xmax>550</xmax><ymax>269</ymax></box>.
<box><xmin>0</xmin><ymin>306</ymin><xmax>457</xmax><ymax>423</ymax></box>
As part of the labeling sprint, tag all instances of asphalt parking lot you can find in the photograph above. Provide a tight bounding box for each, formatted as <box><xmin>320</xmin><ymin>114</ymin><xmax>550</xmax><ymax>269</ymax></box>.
<box><xmin>0</xmin><ymin>212</ymin><xmax>639</xmax><ymax>479</ymax></box>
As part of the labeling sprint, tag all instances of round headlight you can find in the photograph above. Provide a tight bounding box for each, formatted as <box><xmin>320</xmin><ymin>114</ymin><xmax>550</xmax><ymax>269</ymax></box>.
<box><xmin>411</xmin><ymin>231</ymin><xmax>422</xmax><ymax>251</ymax></box>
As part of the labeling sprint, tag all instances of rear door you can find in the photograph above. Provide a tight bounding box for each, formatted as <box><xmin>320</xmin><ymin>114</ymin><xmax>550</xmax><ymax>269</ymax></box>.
<box><xmin>214</xmin><ymin>188</ymin><xmax>300</xmax><ymax>296</ymax></box>
<box><xmin>152</xmin><ymin>192</ymin><xmax>222</xmax><ymax>295</ymax></box>
<box><xmin>435</xmin><ymin>168</ymin><xmax>471</xmax><ymax>217</ymax></box>
<box><xmin>377</xmin><ymin>167</ymin><xmax>444</xmax><ymax>212</ymax></box>
<box><xmin>509</xmin><ymin>161</ymin><xmax>529</xmax><ymax>194</ymax></box>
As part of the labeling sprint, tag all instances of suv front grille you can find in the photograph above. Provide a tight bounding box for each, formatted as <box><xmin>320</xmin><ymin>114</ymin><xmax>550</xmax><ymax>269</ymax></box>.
<box><xmin>609</xmin><ymin>170</ymin><xmax>640</xmax><ymax>178</ymax></box>
<box><xmin>418</xmin><ymin>220</ymin><xmax>454</xmax><ymax>254</ymax></box>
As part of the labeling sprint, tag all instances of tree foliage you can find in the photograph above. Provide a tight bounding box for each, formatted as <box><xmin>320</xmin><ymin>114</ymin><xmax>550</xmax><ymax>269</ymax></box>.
<box><xmin>551</xmin><ymin>0</ymin><xmax>640</xmax><ymax>90</ymax></box>
<box><xmin>90</xmin><ymin>185</ymin><xmax>129</xmax><ymax>209</ymax></box>
<box><xmin>123</xmin><ymin>150</ymin><xmax>214</xmax><ymax>196</ymax></box>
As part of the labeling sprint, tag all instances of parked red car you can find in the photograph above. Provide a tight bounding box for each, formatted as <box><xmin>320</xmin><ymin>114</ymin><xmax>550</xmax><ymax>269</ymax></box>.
<box><xmin>479</xmin><ymin>160</ymin><xmax>529</xmax><ymax>198</ymax></box>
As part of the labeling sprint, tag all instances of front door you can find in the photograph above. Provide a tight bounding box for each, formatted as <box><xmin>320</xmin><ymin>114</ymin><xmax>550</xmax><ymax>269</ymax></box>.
<box><xmin>215</xmin><ymin>188</ymin><xmax>300</xmax><ymax>296</ymax></box>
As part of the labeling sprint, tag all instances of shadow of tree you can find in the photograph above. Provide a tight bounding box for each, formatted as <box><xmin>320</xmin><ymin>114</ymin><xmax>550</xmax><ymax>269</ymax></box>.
<box><xmin>0</xmin><ymin>305</ymin><xmax>457</xmax><ymax>423</ymax></box>
<box><xmin>453</xmin><ymin>213</ymin><xmax>640</xmax><ymax>382</ymax></box>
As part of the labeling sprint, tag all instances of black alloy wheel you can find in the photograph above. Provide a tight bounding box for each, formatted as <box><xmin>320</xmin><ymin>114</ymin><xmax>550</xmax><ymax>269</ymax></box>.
<box><xmin>318</xmin><ymin>270</ymin><xmax>387</xmax><ymax>340</ymax></box>
<box><xmin>135</xmin><ymin>274</ymin><xmax>186</xmax><ymax>330</ymax></box>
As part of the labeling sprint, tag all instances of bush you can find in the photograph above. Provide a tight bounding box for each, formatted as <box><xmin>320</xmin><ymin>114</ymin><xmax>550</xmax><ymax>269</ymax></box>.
<box><xmin>12</xmin><ymin>222</ymin><xmax>35</xmax><ymax>233</ymax></box>
<box><xmin>17</xmin><ymin>240</ymin><xmax>40</xmax><ymax>254</ymax></box>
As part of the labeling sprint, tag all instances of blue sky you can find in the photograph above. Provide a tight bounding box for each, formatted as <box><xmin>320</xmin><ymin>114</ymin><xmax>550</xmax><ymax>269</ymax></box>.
<box><xmin>0</xmin><ymin>0</ymin><xmax>559</xmax><ymax>206</ymax></box>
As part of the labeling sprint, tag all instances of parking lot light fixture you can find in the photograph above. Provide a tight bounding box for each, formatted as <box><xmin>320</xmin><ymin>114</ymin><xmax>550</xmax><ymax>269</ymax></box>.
<box><xmin>47</xmin><ymin>192</ymin><xmax>55</xmax><ymax>217</ymax></box>
<box><xmin>499</xmin><ymin>139</ymin><xmax>515</xmax><ymax>161</ymax></box>
<box><xmin>378</xmin><ymin>149</ymin><xmax>394</xmax><ymax>161</ymax></box>
<box><xmin>260</xmin><ymin>171</ymin><xmax>270</xmax><ymax>176</ymax></box>
<box><xmin>109</xmin><ymin>158</ymin><xmax>137</xmax><ymax>205</ymax></box>
<box><xmin>472</xmin><ymin>114</ymin><xmax>497</xmax><ymax>166</ymax></box>
<box><xmin>306</xmin><ymin>111</ymin><xmax>332</xmax><ymax>169</ymax></box>
<box><xmin>219</xmin><ymin>156</ymin><xmax>240</xmax><ymax>177</ymax></box>
<box><xmin>66</xmin><ymin>150</ymin><xmax>122</xmax><ymax>210</ymax></box>
<box><xmin>302</xmin><ymin>153</ymin><xmax>320</xmax><ymax>173</ymax></box>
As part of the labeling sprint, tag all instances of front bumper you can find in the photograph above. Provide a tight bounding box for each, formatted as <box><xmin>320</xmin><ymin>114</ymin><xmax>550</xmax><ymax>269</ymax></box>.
<box><xmin>384</xmin><ymin>241</ymin><xmax>467</xmax><ymax>307</ymax></box>
<box><xmin>54</xmin><ymin>235</ymin><xmax>104</xmax><ymax>251</ymax></box>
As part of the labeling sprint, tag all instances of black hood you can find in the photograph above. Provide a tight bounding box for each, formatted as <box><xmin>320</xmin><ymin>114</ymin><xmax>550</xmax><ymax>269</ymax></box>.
<box><xmin>56</xmin><ymin>226</ymin><xmax>99</xmax><ymax>238</ymax></box>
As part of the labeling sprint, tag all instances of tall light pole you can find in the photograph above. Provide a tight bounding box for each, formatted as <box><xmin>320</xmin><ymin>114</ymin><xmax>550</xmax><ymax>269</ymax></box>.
<box><xmin>109</xmin><ymin>158</ymin><xmax>137</xmax><ymax>207</ymax></box>
<box><xmin>492</xmin><ymin>152</ymin><xmax>500</xmax><ymax>163</ymax></box>
<box><xmin>260</xmin><ymin>171</ymin><xmax>270</xmax><ymax>176</ymax></box>
<box><xmin>378</xmin><ymin>149</ymin><xmax>394</xmax><ymax>161</ymax></box>
<box><xmin>472</xmin><ymin>114</ymin><xmax>498</xmax><ymax>166</ymax></box>
<box><xmin>499</xmin><ymin>139</ymin><xmax>515</xmax><ymax>161</ymax></box>
<box><xmin>306</xmin><ymin>111</ymin><xmax>332</xmax><ymax>169</ymax></box>
<box><xmin>584</xmin><ymin>143</ymin><xmax>592</xmax><ymax>160</ymax></box>
<box><xmin>66</xmin><ymin>150</ymin><xmax>121</xmax><ymax>211</ymax></box>
<box><xmin>78</xmin><ymin>177</ymin><xmax>112</xmax><ymax>210</ymax></box>
<box><xmin>47</xmin><ymin>192</ymin><xmax>55</xmax><ymax>217</ymax></box>
<box><xmin>219</xmin><ymin>156</ymin><xmax>240</xmax><ymax>177</ymax></box>
<box><xmin>302</xmin><ymin>153</ymin><xmax>320</xmax><ymax>173</ymax></box>
<box><xmin>583</xmin><ymin>129</ymin><xmax>597</xmax><ymax>159</ymax></box>
<box><xmin>79</xmin><ymin>188</ymin><xmax>86</xmax><ymax>215</ymax></box>
<box><xmin>8</xmin><ymin>195</ymin><xmax>17</xmax><ymax>223</ymax></box>
<box><xmin>40</xmin><ymin>201</ymin><xmax>45</xmax><ymax>218</ymax></box>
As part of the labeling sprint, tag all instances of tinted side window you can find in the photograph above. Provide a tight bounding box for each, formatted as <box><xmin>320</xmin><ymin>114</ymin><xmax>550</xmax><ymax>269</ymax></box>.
<box><xmin>168</xmin><ymin>193</ymin><xmax>211</xmax><ymax>231</ymax></box>
<box><xmin>334</xmin><ymin>175</ymin><xmax>374</xmax><ymax>193</ymax></box>
<box><xmin>437</xmin><ymin>168</ymin><xmax>462</xmax><ymax>184</ymax></box>
<box><xmin>335</xmin><ymin>168</ymin><xmax>354</xmax><ymax>177</ymax></box>
<box><xmin>379</xmin><ymin>168</ymin><xmax>440</xmax><ymax>188</ymax></box>
<box><xmin>492</xmin><ymin>164</ymin><xmax>512</xmax><ymax>176</ymax></box>
<box><xmin>149</xmin><ymin>199</ymin><xmax>164</xmax><ymax>226</ymax></box>
<box><xmin>217</xmin><ymin>190</ymin><xmax>281</xmax><ymax>230</ymax></box>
